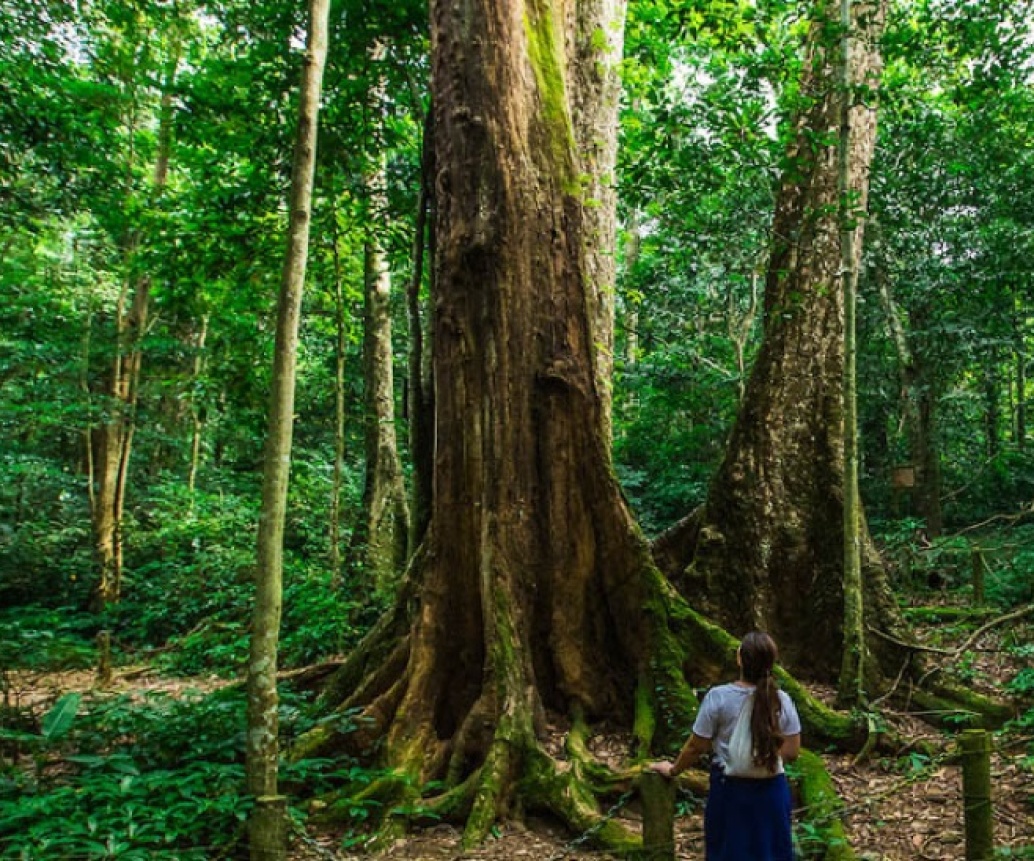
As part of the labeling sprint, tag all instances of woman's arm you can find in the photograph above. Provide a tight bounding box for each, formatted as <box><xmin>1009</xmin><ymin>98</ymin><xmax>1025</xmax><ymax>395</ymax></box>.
<box><xmin>649</xmin><ymin>733</ymin><xmax>711</xmax><ymax>778</ymax></box>
<box><xmin>779</xmin><ymin>733</ymin><xmax>801</xmax><ymax>762</ymax></box>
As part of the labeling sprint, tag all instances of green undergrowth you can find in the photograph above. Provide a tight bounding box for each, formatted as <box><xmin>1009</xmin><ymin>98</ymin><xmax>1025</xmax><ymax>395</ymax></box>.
<box><xmin>0</xmin><ymin>687</ymin><xmax>364</xmax><ymax>860</ymax></box>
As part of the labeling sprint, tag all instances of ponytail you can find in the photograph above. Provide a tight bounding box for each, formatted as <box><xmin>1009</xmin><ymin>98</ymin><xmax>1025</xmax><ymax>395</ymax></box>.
<box><xmin>750</xmin><ymin>672</ymin><xmax>783</xmax><ymax>772</ymax></box>
<box><xmin>740</xmin><ymin>632</ymin><xmax>784</xmax><ymax>772</ymax></box>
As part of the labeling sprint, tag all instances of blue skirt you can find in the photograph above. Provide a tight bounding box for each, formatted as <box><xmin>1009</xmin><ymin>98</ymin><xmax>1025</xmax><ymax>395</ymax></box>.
<box><xmin>705</xmin><ymin>766</ymin><xmax>793</xmax><ymax>861</ymax></box>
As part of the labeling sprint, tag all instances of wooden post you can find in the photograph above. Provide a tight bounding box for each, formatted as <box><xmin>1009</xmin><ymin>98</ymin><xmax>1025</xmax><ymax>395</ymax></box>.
<box><xmin>971</xmin><ymin>547</ymin><xmax>986</xmax><ymax>605</ymax></box>
<box><xmin>96</xmin><ymin>630</ymin><xmax>112</xmax><ymax>687</ymax></box>
<box><xmin>250</xmin><ymin>795</ymin><xmax>288</xmax><ymax>861</ymax></box>
<box><xmin>639</xmin><ymin>772</ymin><xmax>675</xmax><ymax>860</ymax></box>
<box><xmin>961</xmin><ymin>729</ymin><xmax>993</xmax><ymax>861</ymax></box>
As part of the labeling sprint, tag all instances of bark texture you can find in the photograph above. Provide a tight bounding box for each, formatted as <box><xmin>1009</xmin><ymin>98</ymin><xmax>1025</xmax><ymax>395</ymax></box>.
<box><xmin>568</xmin><ymin>0</ymin><xmax>627</xmax><ymax>437</ymax></box>
<box><xmin>670</xmin><ymin>0</ymin><xmax>909</xmax><ymax>682</ymax></box>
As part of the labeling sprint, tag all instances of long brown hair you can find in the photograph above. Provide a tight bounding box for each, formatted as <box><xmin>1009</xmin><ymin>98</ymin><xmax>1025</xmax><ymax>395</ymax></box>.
<box><xmin>740</xmin><ymin>631</ymin><xmax>783</xmax><ymax>772</ymax></box>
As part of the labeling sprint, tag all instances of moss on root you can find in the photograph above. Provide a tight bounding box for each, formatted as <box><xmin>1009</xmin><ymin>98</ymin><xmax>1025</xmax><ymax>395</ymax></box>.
<box><xmin>793</xmin><ymin>750</ymin><xmax>857</xmax><ymax>861</ymax></box>
<box><xmin>907</xmin><ymin>683</ymin><xmax>1016</xmax><ymax>729</ymax></box>
<box><xmin>521</xmin><ymin>746</ymin><xmax>642</xmax><ymax>855</ymax></box>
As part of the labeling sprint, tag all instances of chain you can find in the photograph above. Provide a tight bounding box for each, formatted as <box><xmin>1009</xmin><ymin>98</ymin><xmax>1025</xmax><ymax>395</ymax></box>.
<box><xmin>545</xmin><ymin>788</ymin><xmax>637</xmax><ymax>861</ymax></box>
<box><xmin>290</xmin><ymin>818</ymin><xmax>348</xmax><ymax>861</ymax></box>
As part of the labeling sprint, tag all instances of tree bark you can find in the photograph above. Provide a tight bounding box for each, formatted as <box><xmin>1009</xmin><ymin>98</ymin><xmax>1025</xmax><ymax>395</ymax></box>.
<box><xmin>568</xmin><ymin>0</ymin><xmax>627</xmax><ymax>439</ymax></box>
<box><xmin>668</xmin><ymin>0</ymin><xmax>907</xmax><ymax>683</ymax></box>
<box><xmin>245</xmin><ymin>3</ymin><xmax>330</xmax><ymax>858</ymax></box>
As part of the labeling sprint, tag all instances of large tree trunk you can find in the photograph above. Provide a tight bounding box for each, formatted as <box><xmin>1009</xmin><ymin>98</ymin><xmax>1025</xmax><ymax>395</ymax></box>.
<box><xmin>666</xmin><ymin>0</ymin><xmax>906</xmax><ymax>683</ymax></box>
<box><xmin>300</xmin><ymin>0</ymin><xmax>697</xmax><ymax>846</ymax></box>
<box><xmin>245</xmin><ymin>2</ymin><xmax>330</xmax><ymax>857</ymax></box>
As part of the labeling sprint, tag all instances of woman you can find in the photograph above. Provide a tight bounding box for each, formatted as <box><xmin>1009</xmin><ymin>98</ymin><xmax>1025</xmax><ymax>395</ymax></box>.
<box><xmin>650</xmin><ymin>631</ymin><xmax>801</xmax><ymax>861</ymax></box>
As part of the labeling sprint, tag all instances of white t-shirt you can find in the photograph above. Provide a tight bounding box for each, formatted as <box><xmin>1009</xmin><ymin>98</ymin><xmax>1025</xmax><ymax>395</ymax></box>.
<box><xmin>692</xmin><ymin>682</ymin><xmax>801</xmax><ymax>775</ymax></box>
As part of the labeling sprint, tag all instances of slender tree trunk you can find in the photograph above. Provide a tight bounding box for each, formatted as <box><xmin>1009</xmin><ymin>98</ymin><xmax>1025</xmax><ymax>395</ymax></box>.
<box><xmin>914</xmin><ymin>381</ymin><xmax>944</xmax><ymax>535</ymax></box>
<box><xmin>407</xmin><ymin>108</ymin><xmax>435</xmax><ymax>554</ymax></box>
<box><xmin>622</xmin><ymin>213</ymin><xmax>642</xmax><ymax>368</ymax></box>
<box><xmin>245</xmin><ymin>3</ymin><xmax>329</xmax><ymax>857</ymax></box>
<box><xmin>353</xmin><ymin>174</ymin><xmax>410</xmax><ymax>591</ymax></box>
<box><xmin>1017</xmin><ymin>340</ymin><xmax>1027</xmax><ymax>450</ymax></box>
<box><xmin>187</xmin><ymin>315</ymin><xmax>209</xmax><ymax>502</ymax></box>
<box><xmin>329</xmin><ymin>211</ymin><xmax>348</xmax><ymax>575</ymax></box>
<box><xmin>570</xmin><ymin>0</ymin><xmax>627</xmax><ymax>439</ymax></box>
<box><xmin>728</xmin><ymin>268</ymin><xmax>761</xmax><ymax>405</ymax></box>
<box><xmin>985</xmin><ymin>348</ymin><xmax>1001</xmax><ymax>459</ymax></box>
<box><xmin>876</xmin><ymin>276</ymin><xmax>944</xmax><ymax>535</ymax></box>
<box><xmin>838</xmin><ymin>0</ymin><xmax>864</xmax><ymax>706</ymax></box>
<box><xmin>348</xmin><ymin>48</ymin><xmax>411</xmax><ymax>593</ymax></box>
<box><xmin>88</xmin><ymin>54</ymin><xmax>176</xmax><ymax>611</ymax></box>
<box><xmin>673</xmin><ymin>0</ymin><xmax>902</xmax><ymax>682</ymax></box>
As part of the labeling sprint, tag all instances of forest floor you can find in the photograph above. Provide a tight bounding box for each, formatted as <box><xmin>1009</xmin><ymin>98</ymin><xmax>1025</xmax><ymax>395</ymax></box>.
<box><xmin>4</xmin><ymin>609</ymin><xmax>1032</xmax><ymax>861</ymax></box>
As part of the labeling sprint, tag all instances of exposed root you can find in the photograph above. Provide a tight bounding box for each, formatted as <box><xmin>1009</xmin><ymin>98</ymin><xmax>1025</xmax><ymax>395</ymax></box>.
<box><xmin>521</xmin><ymin>746</ymin><xmax>641</xmax><ymax>854</ymax></box>
<box><xmin>315</xmin><ymin>547</ymin><xmax>424</xmax><ymax>712</ymax></box>
<box><xmin>650</xmin><ymin>506</ymin><xmax>702</xmax><ymax>582</ymax></box>
<box><xmin>566</xmin><ymin>708</ymin><xmax>637</xmax><ymax>796</ymax></box>
<box><xmin>904</xmin><ymin>682</ymin><xmax>1016</xmax><ymax>729</ymax></box>
<box><xmin>794</xmin><ymin>750</ymin><xmax>858</xmax><ymax>861</ymax></box>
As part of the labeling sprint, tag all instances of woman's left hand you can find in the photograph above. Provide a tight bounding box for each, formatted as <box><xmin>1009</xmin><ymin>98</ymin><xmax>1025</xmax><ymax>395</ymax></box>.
<box><xmin>647</xmin><ymin>760</ymin><xmax>676</xmax><ymax>778</ymax></box>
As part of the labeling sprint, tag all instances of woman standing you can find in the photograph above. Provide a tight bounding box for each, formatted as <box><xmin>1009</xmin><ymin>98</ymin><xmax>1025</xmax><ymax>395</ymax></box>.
<box><xmin>650</xmin><ymin>631</ymin><xmax>801</xmax><ymax>860</ymax></box>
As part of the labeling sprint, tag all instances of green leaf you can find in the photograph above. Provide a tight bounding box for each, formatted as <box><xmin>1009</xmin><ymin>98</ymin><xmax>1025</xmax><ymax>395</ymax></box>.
<box><xmin>41</xmin><ymin>692</ymin><xmax>81</xmax><ymax>740</ymax></box>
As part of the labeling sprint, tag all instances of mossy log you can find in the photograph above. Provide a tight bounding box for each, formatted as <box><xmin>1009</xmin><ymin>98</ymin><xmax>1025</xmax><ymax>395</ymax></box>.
<box><xmin>900</xmin><ymin>606</ymin><xmax>997</xmax><ymax>624</ymax></box>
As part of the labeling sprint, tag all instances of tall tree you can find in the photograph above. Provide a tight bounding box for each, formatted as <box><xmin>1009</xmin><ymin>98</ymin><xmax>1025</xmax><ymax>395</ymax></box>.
<box><xmin>298</xmin><ymin>0</ymin><xmax>721</xmax><ymax>846</ymax></box>
<box><xmin>656</xmin><ymin>0</ymin><xmax>905</xmax><ymax>683</ymax></box>
<box><xmin>245</xmin><ymin>0</ymin><xmax>330</xmax><ymax>857</ymax></box>
<box><xmin>838</xmin><ymin>0</ymin><xmax>864</xmax><ymax>706</ymax></box>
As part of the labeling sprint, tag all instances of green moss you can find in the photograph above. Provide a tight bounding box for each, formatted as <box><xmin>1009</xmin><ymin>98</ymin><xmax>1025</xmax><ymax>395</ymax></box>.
<box><xmin>910</xmin><ymin>685</ymin><xmax>1014</xmax><ymax>729</ymax></box>
<box><xmin>792</xmin><ymin>750</ymin><xmax>857</xmax><ymax>860</ymax></box>
<box><xmin>288</xmin><ymin>724</ymin><xmax>332</xmax><ymax>762</ymax></box>
<box><xmin>633</xmin><ymin>674</ymin><xmax>656</xmax><ymax>758</ymax></box>
<box><xmin>522</xmin><ymin>2</ymin><xmax>579</xmax><ymax>194</ymax></box>
<box><xmin>520</xmin><ymin>747</ymin><xmax>642</xmax><ymax>855</ymax></box>
<box><xmin>776</xmin><ymin>668</ymin><xmax>865</xmax><ymax>748</ymax></box>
